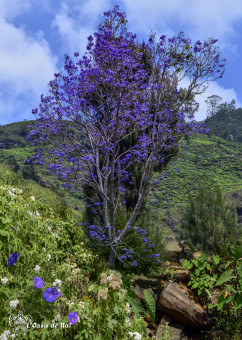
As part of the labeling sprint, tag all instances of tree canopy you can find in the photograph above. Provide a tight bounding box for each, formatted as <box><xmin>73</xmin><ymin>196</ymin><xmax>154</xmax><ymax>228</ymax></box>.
<box><xmin>28</xmin><ymin>5</ymin><xmax>226</xmax><ymax>266</ymax></box>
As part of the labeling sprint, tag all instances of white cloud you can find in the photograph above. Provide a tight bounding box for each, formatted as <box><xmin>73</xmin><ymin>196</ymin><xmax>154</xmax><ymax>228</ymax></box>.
<box><xmin>52</xmin><ymin>4</ymin><xmax>91</xmax><ymax>55</ymax></box>
<box><xmin>195</xmin><ymin>82</ymin><xmax>241</xmax><ymax>121</ymax></box>
<box><xmin>52</xmin><ymin>0</ymin><xmax>111</xmax><ymax>55</ymax></box>
<box><xmin>0</xmin><ymin>2</ymin><xmax>58</xmax><ymax>123</ymax></box>
<box><xmin>0</xmin><ymin>19</ymin><xmax>57</xmax><ymax>93</ymax></box>
<box><xmin>0</xmin><ymin>0</ymin><xmax>31</xmax><ymax>20</ymax></box>
<box><xmin>122</xmin><ymin>0</ymin><xmax>242</xmax><ymax>48</ymax></box>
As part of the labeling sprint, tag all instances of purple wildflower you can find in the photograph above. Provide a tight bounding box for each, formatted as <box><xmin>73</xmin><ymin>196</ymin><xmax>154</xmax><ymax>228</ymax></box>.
<box><xmin>43</xmin><ymin>287</ymin><xmax>61</xmax><ymax>303</ymax></box>
<box><xmin>33</xmin><ymin>276</ymin><xmax>45</xmax><ymax>289</ymax></box>
<box><xmin>8</xmin><ymin>253</ymin><xmax>20</xmax><ymax>266</ymax></box>
<box><xmin>68</xmin><ymin>311</ymin><xmax>79</xmax><ymax>325</ymax></box>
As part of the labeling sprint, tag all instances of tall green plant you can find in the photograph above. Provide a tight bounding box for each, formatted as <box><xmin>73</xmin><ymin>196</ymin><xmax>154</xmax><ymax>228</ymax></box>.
<box><xmin>178</xmin><ymin>186</ymin><xmax>239</xmax><ymax>252</ymax></box>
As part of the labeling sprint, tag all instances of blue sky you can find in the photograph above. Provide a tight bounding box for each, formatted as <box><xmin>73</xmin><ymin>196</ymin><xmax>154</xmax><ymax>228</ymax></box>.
<box><xmin>1</xmin><ymin>0</ymin><xmax>242</xmax><ymax>125</ymax></box>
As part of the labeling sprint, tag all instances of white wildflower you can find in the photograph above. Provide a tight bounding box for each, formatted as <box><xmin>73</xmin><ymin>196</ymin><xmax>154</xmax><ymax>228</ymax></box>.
<box><xmin>78</xmin><ymin>301</ymin><xmax>85</xmax><ymax>309</ymax></box>
<box><xmin>54</xmin><ymin>314</ymin><xmax>61</xmax><ymax>321</ymax></box>
<box><xmin>0</xmin><ymin>334</ymin><xmax>8</xmax><ymax>340</ymax></box>
<box><xmin>53</xmin><ymin>279</ymin><xmax>62</xmax><ymax>287</ymax></box>
<box><xmin>124</xmin><ymin>302</ymin><xmax>131</xmax><ymax>314</ymax></box>
<box><xmin>12</xmin><ymin>188</ymin><xmax>23</xmax><ymax>194</ymax></box>
<box><xmin>1</xmin><ymin>278</ymin><xmax>8</xmax><ymax>285</ymax></box>
<box><xmin>133</xmin><ymin>332</ymin><xmax>142</xmax><ymax>340</ymax></box>
<box><xmin>129</xmin><ymin>332</ymin><xmax>142</xmax><ymax>340</ymax></box>
<box><xmin>100</xmin><ymin>273</ymin><xmax>108</xmax><ymax>285</ymax></box>
<box><xmin>9</xmin><ymin>300</ymin><xmax>19</xmax><ymax>309</ymax></box>
<box><xmin>8</xmin><ymin>190</ymin><xmax>16</xmax><ymax>197</ymax></box>
<box><xmin>125</xmin><ymin>318</ymin><xmax>132</xmax><ymax>327</ymax></box>
<box><xmin>3</xmin><ymin>331</ymin><xmax>11</xmax><ymax>338</ymax></box>
<box><xmin>97</xmin><ymin>287</ymin><xmax>108</xmax><ymax>300</ymax></box>
<box><xmin>109</xmin><ymin>278</ymin><xmax>121</xmax><ymax>290</ymax></box>
<box><xmin>47</xmin><ymin>254</ymin><xmax>51</xmax><ymax>261</ymax></box>
<box><xmin>10</xmin><ymin>335</ymin><xmax>16</xmax><ymax>339</ymax></box>
<box><xmin>34</xmin><ymin>265</ymin><xmax>40</xmax><ymax>273</ymax></box>
<box><xmin>30</xmin><ymin>196</ymin><xmax>35</xmax><ymax>201</ymax></box>
<box><xmin>72</xmin><ymin>268</ymin><xmax>81</xmax><ymax>276</ymax></box>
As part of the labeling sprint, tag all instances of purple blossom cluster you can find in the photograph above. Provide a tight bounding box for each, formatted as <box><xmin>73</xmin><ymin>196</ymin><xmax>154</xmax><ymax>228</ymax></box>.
<box><xmin>32</xmin><ymin>275</ymin><xmax>62</xmax><ymax>302</ymax></box>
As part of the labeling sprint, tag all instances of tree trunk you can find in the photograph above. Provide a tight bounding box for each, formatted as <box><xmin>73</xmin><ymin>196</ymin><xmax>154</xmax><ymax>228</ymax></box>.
<box><xmin>108</xmin><ymin>246</ymin><xmax>117</xmax><ymax>267</ymax></box>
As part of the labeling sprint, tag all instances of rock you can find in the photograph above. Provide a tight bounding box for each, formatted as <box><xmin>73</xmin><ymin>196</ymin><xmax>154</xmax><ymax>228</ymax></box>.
<box><xmin>162</xmin><ymin>265</ymin><xmax>190</xmax><ymax>283</ymax></box>
<box><xmin>156</xmin><ymin>324</ymin><xmax>183</xmax><ymax>340</ymax></box>
<box><xmin>192</xmin><ymin>251</ymin><xmax>202</xmax><ymax>259</ymax></box>
<box><xmin>144</xmin><ymin>314</ymin><xmax>152</xmax><ymax>323</ymax></box>
<box><xmin>132</xmin><ymin>274</ymin><xmax>160</xmax><ymax>289</ymax></box>
<box><xmin>157</xmin><ymin>282</ymin><xmax>208</xmax><ymax>328</ymax></box>
<box><xmin>147</xmin><ymin>287</ymin><xmax>155</xmax><ymax>298</ymax></box>
<box><xmin>158</xmin><ymin>314</ymin><xmax>173</xmax><ymax>326</ymax></box>
<box><xmin>166</xmin><ymin>240</ymin><xmax>183</xmax><ymax>259</ymax></box>
<box><xmin>208</xmin><ymin>330</ymin><xmax>227</xmax><ymax>339</ymax></box>
<box><xmin>147</xmin><ymin>329</ymin><xmax>156</xmax><ymax>338</ymax></box>
<box><xmin>134</xmin><ymin>285</ymin><xmax>144</xmax><ymax>303</ymax></box>
<box><xmin>210</xmin><ymin>289</ymin><xmax>221</xmax><ymax>305</ymax></box>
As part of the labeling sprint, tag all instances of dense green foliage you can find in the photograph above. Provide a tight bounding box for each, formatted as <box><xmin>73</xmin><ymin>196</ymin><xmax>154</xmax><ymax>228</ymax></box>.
<box><xmin>0</xmin><ymin>168</ymin><xmax>146</xmax><ymax>339</ymax></box>
<box><xmin>205</xmin><ymin>104</ymin><xmax>242</xmax><ymax>142</ymax></box>
<box><xmin>177</xmin><ymin>186</ymin><xmax>239</xmax><ymax>252</ymax></box>
<box><xmin>183</xmin><ymin>248</ymin><xmax>242</xmax><ymax>339</ymax></box>
<box><xmin>0</xmin><ymin>120</ymin><xmax>35</xmax><ymax>148</ymax></box>
<box><xmin>150</xmin><ymin>134</ymin><xmax>242</xmax><ymax>223</ymax></box>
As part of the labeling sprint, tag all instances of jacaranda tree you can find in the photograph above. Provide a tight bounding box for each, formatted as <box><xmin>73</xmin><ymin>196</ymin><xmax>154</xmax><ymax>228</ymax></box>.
<box><xmin>28</xmin><ymin>6</ymin><xmax>226</xmax><ymax>266</ymax></box>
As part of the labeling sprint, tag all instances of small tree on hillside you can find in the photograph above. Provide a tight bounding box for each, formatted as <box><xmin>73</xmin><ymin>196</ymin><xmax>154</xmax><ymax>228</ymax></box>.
<box><xmin>205</xmin><ymin>94</ymin><xmax>222</xmax><ymax>117</ymax></box>
<box><xmin>28</xmin><ymin>6</ymin><xmax>226</xmax><ymax>266</ymax></box>
<box><xmin>178</xmin><ymin>187</ymin><xmax>238</xmax><ymax>252</ymax></box>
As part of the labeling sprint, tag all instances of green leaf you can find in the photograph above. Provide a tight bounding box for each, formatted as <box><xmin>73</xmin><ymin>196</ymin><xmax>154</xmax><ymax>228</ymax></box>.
<box><xmin>212</xmin><ymin>254</ymin><xmax>220</xmax><ymax>265</ymax></box>
<box><xmin>215</xmin><ymin>269</ymin><xmax>234</xmax><ymax>286</ymax></box>
<box><xmin>143</xmin><ymin>289</ymin><xmax>156</xmax><ymax>324</ymax></box>
<box><xmin>114</xmin><ymin>304</ymin><xmax>119</xmax><ymax>314</ymax></box>
<box><xmin>233</xmin><ymin>292</ymin><xmax>242</xmax><ymax>309</ymax></box>
<box><xmin>106</xmin><ymin>316</ymin><xmax>117</xmax><ymax>330</ymax></box>
<box><xmin>186</xmin><ymin>241</ymin><xmax>196</xmax><ymax>252</ymax></box>
<box><xmin>182</xmin><ymin>259</ymin><xmax>193</xmax><ymax>270</ymax></box>
<box><xmin>197</xmin><ymin>252</ymin><xmax>207</xmax><ymax>262</ymax></box>
<box><xmin>224</xmin><ymin>295</ymin><xmax>234</xmax><ymax>304</ymax></box>
<box><xmin>217</xmin><ymin>294</ymin><xmax>225</xmax><ymax>311</ymax></box>
<box><xmin>0</xmin><ymin>230</ymin><xmax>9</xmax><ymax>236</ymax></box>
<box><xmin>126</xmin><ymin>296</ymin><xmax>146</xmax><ymax>317</ymax></box>
<box><xmin>229</xmin><ymin>245</ymin><xmax>242</xmax><ymax>261</ymax></box>
<box><xmin>225</xmin><ymin>260</ymin><xmax>233</xmax><ymax>268</ymax></box>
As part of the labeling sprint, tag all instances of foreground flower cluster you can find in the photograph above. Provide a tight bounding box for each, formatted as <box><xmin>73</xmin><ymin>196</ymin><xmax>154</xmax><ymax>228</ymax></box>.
<box><xmin>0</xmin><ymin>183</ymin><xmax>145</xmax><ymax>338</ymax></box>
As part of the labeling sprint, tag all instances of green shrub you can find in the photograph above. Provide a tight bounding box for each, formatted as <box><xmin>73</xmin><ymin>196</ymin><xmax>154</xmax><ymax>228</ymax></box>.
<box><xmin>178</xmin><ymin>186</ymin><xmax>240</xmax><ymax>253</ymax></box>
<box><xmin>0</xmin><ymin>184</ymin><xmax>146</xmax><ymax>339</ymax></box>
<box><xmin>182</xmin><ymin>247</ymin><xmax>242</xmax><ymax>339</ymax></box>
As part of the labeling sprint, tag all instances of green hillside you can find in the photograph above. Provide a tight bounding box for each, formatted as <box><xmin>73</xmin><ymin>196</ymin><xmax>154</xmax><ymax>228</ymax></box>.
<box><xmin>205</xmin><ymin>106</ymin><xmax>242</xmax><ymax>143</ymax></box>
<box><xmin>0</xmin><ymin>120</ymin><xmax>35</xmax><ymax>148</ymax></box>
<box><xmin>0</xmin><ymin>120</ymin><xmax>241</xmax><ymax>226</ymax></box>
<box><xmin>149</xmin><ymin>134</ymin><xmax>242</xmax><ymax>224</ymax></box>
